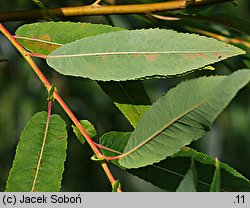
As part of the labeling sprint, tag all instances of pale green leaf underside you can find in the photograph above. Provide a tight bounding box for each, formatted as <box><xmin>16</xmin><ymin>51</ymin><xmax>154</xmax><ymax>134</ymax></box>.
<box><xmin>100</xmin><ymin>132</ymin><xmax>250</xmax><ymax>191</ymax></box>
<box><xmin>47</xmin><ymin>29</ymin><xmax>245</xmax><ymax>81</ymax></box>
<box><xmin>15</xmin><ymin>22</ymin><xmax>150</xmax><ymax>127</ymax></box>
<box><xmin>119</xmin><ymin>69</ymin><xmax>250</xmax><ymax>168</ymax></box>
<box><xmin>6</xmin><ymin>112</ymin><xmax>67</xmax><ymax>192</ymax></box>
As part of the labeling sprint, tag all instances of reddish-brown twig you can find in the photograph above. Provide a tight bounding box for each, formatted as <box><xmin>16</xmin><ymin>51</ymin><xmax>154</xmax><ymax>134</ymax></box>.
<box><xmin>0</xmin><ymin>23</ymin><xmax>121</xmax><ymax>192</ymax></box>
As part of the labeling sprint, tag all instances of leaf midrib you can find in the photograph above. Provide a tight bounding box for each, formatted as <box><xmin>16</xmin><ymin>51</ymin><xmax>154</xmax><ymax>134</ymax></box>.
<box><xmin>15</xmin><ymin>35</ymin><xmax>63</xmax><ymax>46</ymax></box>
<box><xmin>152</xmin><ymin>164</ymin><xmax>227</xmax><ymax>191</ymax></box>
<box><xmin>31</xmin><ymin>116</ymin><xmax>50</xmax><ymax>192</ymax></box>
<box><xmin>121</xmin><ymin>99</ymin><xmax>208</xmax><ymax>158</ymax></box>
<box><xmin>47</xmin><ymin>50</ymin><xmax>236</xmax><ymax>59</ymax></box>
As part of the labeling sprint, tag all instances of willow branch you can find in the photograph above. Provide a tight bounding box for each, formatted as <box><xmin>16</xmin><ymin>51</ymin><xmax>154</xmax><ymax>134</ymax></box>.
<box><xmin>0</xmin><ymin>23</ymin><xmax>121</xmax><ymax>192</ymax></box>
<box><xmin>0</xmin><ymin>0</ymin><xmax>232</xmax><ymax>22</ymax></box>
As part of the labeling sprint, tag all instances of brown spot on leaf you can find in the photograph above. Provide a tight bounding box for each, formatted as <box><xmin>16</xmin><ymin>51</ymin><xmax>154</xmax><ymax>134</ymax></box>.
<box><xmin>101</xmin><ymin>54</ymin><xmax>108</xmax><ymax>59</ymax></box>
<box><xmin>198</xmin><ymin>53</ymin><xmax>207</xmax><ymax>58</ymax></box>
<box><xmin>212</xmin><ymin>52</ymin><xmax>222</xmax><ymax>59</ymax></box>
<box><xmin>41</xmin><ymin>34</ymin><xmax>52</xmax><ymax>42</ymax></box>
<box><xmin>182</xmin><ymin>53</ymin><xmax>196</xmax><ymax>60</ymax></box>
<box><xmin>56</xmin><ymin>137</ymin><xmax>65</xmax><ymax>140</ymax></box>
<box><xmin>181</xmin><ymin>147</ymin><xmax>190</xmax><ymax>152</ymax></box>
<box><xmin>30</xmin><ymin>34</ymin><xmax>60</xmax><ymax>54</ymax></box>
<box><xmin>134</xmin><ymin>53</ymin><xmax>141</xmax><ymax>58</ymax></box>
<box><xmin>32</xmin><ymin>167</ymin><xmax>37</xmax><ymax>176</ymax></box>
<box><xmin>145</xmin><ymin>54</ymin><xmax>159</xmax><ymax>61</ymax></box>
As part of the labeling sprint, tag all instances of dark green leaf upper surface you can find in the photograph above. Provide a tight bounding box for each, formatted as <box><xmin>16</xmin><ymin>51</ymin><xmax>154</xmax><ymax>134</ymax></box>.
<box><xmin>6</xmin><ymin>112</ymin><xmax>67</xmax><ymax>192</ymax></box>
<box><xmin>119</xmin><ymin>69</ymin><xmax>250</xmax><ymax>168</ymax></box>
<box><xmin>130</xmin><ymin>147</ymin><xmax>250</xmax><ymax>192</ymax></box>
<box><xmin>15</xmin><ymin>22</ymin><xmax>124</xmax><ymax>54</ymax></box>
<box><xmin>46</xmin><ymin>29</ymin><xmax>244</xmax><ymax>81</ymax></box>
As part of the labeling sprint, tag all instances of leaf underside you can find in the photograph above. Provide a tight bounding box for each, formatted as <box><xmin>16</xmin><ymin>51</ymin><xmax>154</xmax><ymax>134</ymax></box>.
<box><xmin>118</xmin><ymin>69</ymin><xmax>250</xmax><ymax>168</ymax></box>
<box><xmin>100</xmin><ymin>132</ymin><xmax>250</xmax><ymax>191</ymax></box>
<box><xmin>46</xmin><ymin>29</ymin><xmax>244</xmax><ymax>81</ymax></box>
<box><xmin>6</xmin><ymin>112</ymin><xmax>67</xmax><ymax>192</ymax></box>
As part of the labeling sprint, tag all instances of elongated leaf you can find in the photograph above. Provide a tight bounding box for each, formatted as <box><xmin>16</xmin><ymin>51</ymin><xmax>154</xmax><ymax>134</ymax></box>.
<box><xmin>99</xmin><ymin>81</ymin><xmax>151</xmax><ymax>128</ymax></box>
<box><xmin>210</xmin><ymin>158</ymin><xmax>221</xmax><ymax>192</ymax></box>
<box><xmin>16</xmin><ymin>23</ymin><xmax>151</xmax><ymax>127</ymax></box>
<box><xmin>100</xmin><ymin>132</ymin><xmax>250</xmax><ymax>191</ymax></box>
<box><xmin>118</xmin><ymin>69</ymin><xmax>250</xmax><ymax>168</ymax></box>
<box><xmin>131</xmin><ymin>148</ymin><xmax>250</xmax><ymax>192</ymax></box>
<box><xmin>46</xmin><ymin>29</ymin><xmax>244</xmax><ymax>81</ymax></box>
<box><xmin>6</xmin><ymin>112</ymin><xmax>67</xmax><ymax>192</ymax></box>
<box><xmin>15</xmin><ymin>22</ymin><xmax>124</xmax><ymax>55</ymax></box>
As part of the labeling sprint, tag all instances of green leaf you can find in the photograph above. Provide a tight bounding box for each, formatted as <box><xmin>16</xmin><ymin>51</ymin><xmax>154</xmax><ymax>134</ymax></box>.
<box><xmin>16</xmin><ymin>22</ymin><xmax>150</xmax><ymax>126</ymax></box>
<box><xmin>99</xmin><ymin>81</ymin><xmax>151</xmax><ymax>128</ymax></box>
<box><xmin>118</xmin><ymin>69</ymin><xmax>250</xmax><ymax>168</ymax></box>
<box><xmin>210</xmin><ymin>158</ymin><xmax>221</xmax><ymax>192</ymax></box>
<box><xmin>46</xmin><ymin>29</ymin><xmax>245</xmax><ymax>81</ymax></box>
<box><xmin>131</xmin><ymin>147</ymin><xmax>250</xmax><ymax>192</ymax></box>
<box><xmin>72</xmin><ymin>120</ymin><xmax>97</xmax><ymax>145</ymax></box>
<box><xmin>15</xmin><ymin>22</ymin><xmax>124</xmax><ymax>55</ymax></box>
<box><xmin>99</xmin><ymin>132</ymin><xmax>250</xmax><ymax>191</ymax></box>
<box><xmin>176</xmin><ymin>159</ymin><xmax>197</xmax><ymax>192</ymax></box>
<box><xmin>100</xmin><ymin>131</ymin><xmax>131</xmax><ymax>167</ymax></box>
<box><xmin>6</xmin><ymin>112</ymin><xmax>67</xmax><ymax>192</ymax></box>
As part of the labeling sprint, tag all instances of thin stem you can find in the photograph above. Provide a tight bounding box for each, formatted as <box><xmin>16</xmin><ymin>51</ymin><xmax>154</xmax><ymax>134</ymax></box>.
<box><xmin>150</xmin><ymin>13</ymin><xmax>180</xmax><ymax>21</ymax></box>
<box><xmin>0</xmin><ymin>0</ymin><xmax>232</xmax><ymax>21</ymax></box>
<box><xmin>91</xmin><ymin>0</ymin><xmax>102</xmax><ymax>6</ymax></box>
<box><xmin>95</xmin><ymin>142</ymin><xmax>123</xmax><ymax>155</ymax></box>
<box><xmin>101</xmin><ymin>163</ymin><xmax>122</xmax><ymax>192</ymax></box>
<box><xmin>0</xmin><ymin>23</ymin><xmax>121</xmax><ymax>192</ymax></box>
<box><xmin>0</xmin><ymin>25</ymin><xmax>51</xmax><ymax>90</ymax></box>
